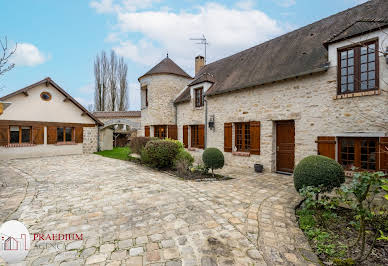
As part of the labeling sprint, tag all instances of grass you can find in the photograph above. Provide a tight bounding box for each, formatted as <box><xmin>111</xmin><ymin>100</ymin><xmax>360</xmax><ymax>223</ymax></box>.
<box><xmin>95</xmin><ymin>147</ymin><xmax>131</xmax><ymax>161</ymax></box>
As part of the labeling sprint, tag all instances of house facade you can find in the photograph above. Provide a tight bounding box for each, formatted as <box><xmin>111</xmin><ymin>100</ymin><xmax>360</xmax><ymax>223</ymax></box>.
<box><xmin>140</xmin><ymin>0</ymin><xmax>388</xmax><ymax>173</ymax></box>
<box><xmin>0</xmin><ymin>77</ymin><xmax>103</xmax><ymax>160</ymax></box>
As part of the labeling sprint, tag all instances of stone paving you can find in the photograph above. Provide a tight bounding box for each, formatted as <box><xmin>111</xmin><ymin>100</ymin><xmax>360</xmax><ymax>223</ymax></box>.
<box><xmin>0</xmin><ymin>155</ymin><xmax>318</xmax><ymax>265</ymax></box>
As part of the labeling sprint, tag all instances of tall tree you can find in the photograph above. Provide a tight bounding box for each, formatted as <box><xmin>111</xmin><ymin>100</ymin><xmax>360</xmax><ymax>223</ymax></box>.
<box><xmin>94</xmin><ymin>54</ymin><xmax>102</xmax><ymax>111</ymax></box>
<box><xmin>118</xmin><ymin>57</ymin><xmax>128</xmax><ymax>111</ymax></box>
<box><xmin>0</xmin><ymin>37</ymin><xmax>16</xmax><ymax>77</ymax></box>
<box><xmin>109</xmin><ymin>50</ymin><xmax>118</xmax><ymax>111</ymax></box>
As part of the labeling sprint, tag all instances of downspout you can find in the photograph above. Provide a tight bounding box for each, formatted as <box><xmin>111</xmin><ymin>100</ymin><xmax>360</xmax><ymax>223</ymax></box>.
<box><xmin>174</xmin><ymin>103</ymin><xmax>177</xmax><ymax>124</ymax></box>
<box><xmin>204</xmin><ymin>97</ymin><xmax>208</xmax><ymax>149</ymax></box>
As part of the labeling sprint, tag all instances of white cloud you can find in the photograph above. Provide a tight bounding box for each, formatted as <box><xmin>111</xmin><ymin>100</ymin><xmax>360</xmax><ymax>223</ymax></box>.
<box><xmin>235</xmin><ymin>0</ymin><xmax>255</xmax><ymax>10</ymax></box>
<box><xmin>274</xmin><ymin>0</ymin><xmax>296</xmax><ymax>8</ymax></box>
<box><xmin>11</xmin><ymin>43</ymin><xmax>47</xmax><ymax>67</ymax></box>
<box><xmin>90</xmin><ymin>0</ymin><xmax>160</xmax><ymax>13</ymax></box>
<box><xmin>90</xmin><ymin>0</ymin><xmax>116</xmax><ymax>13</ymax></box>
<box><xmin>128</xmin><ymin>82</ymin><xmax>140</xmax><ymax>110</ymax></box>
<box><xmin>111</xmin><ymin>2</ymin><xmax>284</xmax><ymax>74</ymax></box>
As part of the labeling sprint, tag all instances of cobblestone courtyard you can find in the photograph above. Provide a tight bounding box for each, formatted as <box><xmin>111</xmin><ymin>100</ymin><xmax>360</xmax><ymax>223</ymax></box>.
<box><xmin>0</xmin><ymin>155</ymin><xmax>318</xmax><ymax>265</ymax></box>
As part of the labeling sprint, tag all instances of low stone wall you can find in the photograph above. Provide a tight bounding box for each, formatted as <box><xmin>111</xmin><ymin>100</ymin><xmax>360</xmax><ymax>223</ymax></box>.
<box><xmin>83</xmin><ymin>126</ymin><xmax>98</xmax><ymax>154</ymax></box>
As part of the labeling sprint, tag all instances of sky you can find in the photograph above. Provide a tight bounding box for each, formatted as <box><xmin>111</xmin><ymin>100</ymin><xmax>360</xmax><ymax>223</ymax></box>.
<box><xmin>1</xmin><ymin>0</ymin><xmax>367</xmax><ymax>110</ymax></box>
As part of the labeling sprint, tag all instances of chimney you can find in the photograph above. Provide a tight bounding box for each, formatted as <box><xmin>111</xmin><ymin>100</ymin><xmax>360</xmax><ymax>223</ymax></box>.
<box><xmin>195</xmin><ymin>55</ymin><xmax>205</xmax><ymax>75</ymax></box>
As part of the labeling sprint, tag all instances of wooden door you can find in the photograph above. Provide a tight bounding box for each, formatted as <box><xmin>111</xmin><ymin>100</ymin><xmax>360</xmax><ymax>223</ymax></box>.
<box><xmin>276</xmin><ymin>121</ymin><xmax>295</xmax><ymax>173</ymax></box>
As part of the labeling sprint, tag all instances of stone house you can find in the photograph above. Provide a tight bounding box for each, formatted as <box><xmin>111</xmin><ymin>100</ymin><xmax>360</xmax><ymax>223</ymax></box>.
<box><xmin>140</xmin><ymin>0</ymin><xmax>388</xmax><ymax>173</ymax></box>
<box><xmin>0</xmin><ymin>77</ymin><xmax>103</xmax><ymax>159</ymax></box>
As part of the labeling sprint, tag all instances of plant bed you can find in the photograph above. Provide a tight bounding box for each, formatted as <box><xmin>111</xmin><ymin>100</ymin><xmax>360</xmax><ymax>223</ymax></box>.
<box><xmin>296</xmin><ymin>205</ymin><xmax>388</xmax><ymax>265</ymax></box>
<box><xmin>167</xmin><ymin>168</ymin><xmax>233</xmax><ymax>181</ymax></box>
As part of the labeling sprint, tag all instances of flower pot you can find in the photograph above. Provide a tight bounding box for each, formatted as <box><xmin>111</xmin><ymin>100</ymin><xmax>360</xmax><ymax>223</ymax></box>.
<box><xmin>254</xmin><ymin>163</ymin><xmax>263</xmax><ymax>173</ymax></box>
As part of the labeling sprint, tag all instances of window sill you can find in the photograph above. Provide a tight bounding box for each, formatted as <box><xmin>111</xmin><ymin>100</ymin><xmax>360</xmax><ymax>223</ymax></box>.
<box><xmin>55</xmin><ymin>142</ymin><xmax>77</xmax><ymax>145</ymax></box>
<box><xmin>232</xmin><ymin>151</ymin><xmax>250</xmax><ymax>157</ymax></box>
<box><xmin>4</xmin><ymin>143</ymin><xmax>36</xmax><ymax>148</ymax></box>
<box><xmin>193</xmin><ymin>106</ymin><xmax>204</xmax><ymax>110</ymax></box>
<box><xmin>188</xmin><ymin>147</ymin><xmax>202</xmax><ymax>151</ymax></box>
<box><xmin>333</xmin><ymin>89</ymin><xmax>380</xmax><ymax>100</ymax></box>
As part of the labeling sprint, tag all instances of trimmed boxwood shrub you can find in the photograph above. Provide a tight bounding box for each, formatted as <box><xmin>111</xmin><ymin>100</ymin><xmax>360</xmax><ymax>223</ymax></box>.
<box><xmin>202</xmin><ymin>147</ymin><xmax>224</xmax><ymax>174</ymax></box>
<box><xmin>294</xmin><ymin>155</ymin><xmax>345</xmax><ymax>192</ymax></box>
<box><xmin>143</xmin><ymin>140</ymin><xmax>180</xmax><ymax>169</ymax></box>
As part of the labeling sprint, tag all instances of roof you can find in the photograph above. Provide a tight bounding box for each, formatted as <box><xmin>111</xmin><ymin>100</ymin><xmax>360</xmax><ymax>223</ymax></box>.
<box><xmin>175</xmin><ymin>0</ymin><xmax>388</xmax><ymax>103</ymax></box>
<box><xmin>175</xmin><ymin>73</ymin><xmax>216</xmax><ymax>103</ymax></box>
<box><xmin>93</xmin><ymin>111</ymin><xmax>141</xmax><ymax>118</ymax></box>
<box><xmin>138</xmin><ymin>56</ymin><xmax>192</xmax><ymax>81</ymax></box>
<box><xmin>325</xmin><ymin>19</ymin><xmax>388</xmax><ymax>45</ymax></box>
<box><xmin>0</xmin><ymin>77</ymin><xmax>103</xmax><ymax>125</ymax></box>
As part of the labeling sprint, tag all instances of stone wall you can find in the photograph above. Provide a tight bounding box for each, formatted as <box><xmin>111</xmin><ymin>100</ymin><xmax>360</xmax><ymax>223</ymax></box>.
<box><xmin>140</xmin><ymin>74</ymin><xmax>192</xmax><ymax>136</ymax></box>
<box><xmin>83</xmin><ymin>126</ymin><xmax>98</xmax><ymax>154</ymax></box>
<box><xmin>176</xmin><ymin>59</ymin><xmax>388</xmax><ymax>171</ymax></box>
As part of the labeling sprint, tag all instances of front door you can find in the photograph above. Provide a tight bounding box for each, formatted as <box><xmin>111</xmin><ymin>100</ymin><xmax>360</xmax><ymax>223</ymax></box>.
<box><xmin>276</xmin><ymin>120</ymin><xmax>295</xmax><ymax>173</ymax></box>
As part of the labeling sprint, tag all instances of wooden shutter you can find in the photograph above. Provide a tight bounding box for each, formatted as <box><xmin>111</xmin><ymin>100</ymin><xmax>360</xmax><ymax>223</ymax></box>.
<box><xmin>183</xmin><ymin>125</ymin><xmax>188</xmax><ymax>148</ymax></box>
<box><xmin>144</xmin><ymin>126</ymin><xmax>150</xmax><ymax>137</ymax></box>
<box><xmin>198</xmin><ymin>124</ymin><xmax>205</xmax><ymax>149</ymax></box>
<box><xmin>75</xmin><ymin>127</ymin><xmax>83</xmax><ymax>143</ymax></box>
<box><xmin>316</xmin><ymin>136</ymin><xmax>336</xmax><ymax>160</ymax></box>
<box><xmin>0</xmin><ymin>126</ymin><xmax>8</xmax><ymax>146</ymax></box>
<box><xmin>32</xmin><ymin>127</ymin><xmax>44</xmax><ymax>144</ymax></box>
<box><xmin>379</xmin><ymin>137</ymin><xmax>388</xmax><ymax>172</ymax></box>
<box><xmin>250</xmin><ymin>121</ymin><xmax>260</xmax><ymax>155</ymax></box>
<box><xmin>47</xmin><ymin>126</ymin><xmax>57</xmax><ymax>144</ymax></box>
<box><xmin>168</xmin><ymin>125</ymin><xmax>177</xmax><ymax>140</ymax></box>
<box><xmin>224</xmin><ymin>123</ymin><xmax>232</xmax><ymax>152</ymax></box>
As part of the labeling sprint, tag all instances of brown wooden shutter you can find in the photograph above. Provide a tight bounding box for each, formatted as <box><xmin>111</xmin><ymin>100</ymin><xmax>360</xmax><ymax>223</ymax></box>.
<box><xmin>0</xmin><ymin>126</ymin><xmax>8</xmax><ymax>146</ymax></box>
<box><xmin>224</xmin><ymin>123</ymin><xmax>232</xmax><ymax>152</ymax></box>
<box><xmin>316</xmin><ymin>136</ymin><xmax>336</xmax><ymax>160</ymax></box>
<box><xmin>198</xmin><ymin>124</ymin><xmax>205</xmax><ymax>149</ymax></box>
<box><xmin>75</xmin><ymin>127</ymin><xmax>84</xmax><ymax>143</ymax></box>
<box><xmin>168</xmin><ymin>125</ymin><xmax>177</xmax><ymax>140</ymax></box>
<box><xmin>47</xmin><ymin>126</ymin><xmax>57</xmax><ymax>144</ymax></box>
<box><xmin>183</xmin><ymin>125</ymin><xmax>188</xmax><ymax>148</ymax></box>
<box><xmin>32</xmin><ymin>127</ymin><xmax>44</xmax><ymax>144</ymax></box>
<box><xmin>379</xmin><ymin>137</ymin><xmax>388</xmax><ymax>172</ymax></box>
<box><xmin>250</xmin><ymin>121</ymin><xmax>260</xmax><ymax>155</ymax></box>
<box><xmin>144</xmin><ymin>126</ymin><xmax>150</xmax><ymax>137</ymax></box>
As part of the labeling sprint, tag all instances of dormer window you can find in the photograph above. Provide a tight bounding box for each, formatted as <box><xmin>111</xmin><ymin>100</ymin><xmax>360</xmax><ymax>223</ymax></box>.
<box><xmin>194</xmin><ymin>87</ymin><xmax>203</xmax><ymax>107</ymax></box>
<box><xmin>337</xmin><ymin>39</ymin><xmax>378</xmax><ymax>95</ymax></box>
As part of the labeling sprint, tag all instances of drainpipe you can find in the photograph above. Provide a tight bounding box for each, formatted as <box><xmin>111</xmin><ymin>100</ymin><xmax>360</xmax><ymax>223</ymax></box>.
<box><xmin>204</xmin><ymin>97</ymin><xmax>208</xmax><ymax>149</ymax></box>
<box><xmin>174</xmin><ymin>103</ymin><xmax>178</xmax><ymax>124</ymax></box>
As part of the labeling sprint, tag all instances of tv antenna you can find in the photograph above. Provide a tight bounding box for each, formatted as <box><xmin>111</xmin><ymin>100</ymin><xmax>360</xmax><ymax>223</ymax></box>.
<box><xmin>190</xmin><ymin>34</ymin><xmax>209</xmax><ymax>63</ymax></box>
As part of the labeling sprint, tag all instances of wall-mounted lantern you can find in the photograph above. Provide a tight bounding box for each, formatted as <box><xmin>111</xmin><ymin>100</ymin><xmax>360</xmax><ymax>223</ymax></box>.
<box><xmin>208</xmin><ymin>115</ymin><xmax>215</xmax><ymax>130</ymax></box>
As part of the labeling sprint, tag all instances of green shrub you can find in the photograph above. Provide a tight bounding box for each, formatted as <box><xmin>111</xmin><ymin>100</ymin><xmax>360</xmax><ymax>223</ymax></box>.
<box><xmin>129</xmin><ymin>137</ymin><xmax>153</xmax><ymax>154</ymax></box>
<box><xmin>202</xmin><ymin>147</ymin><xmax>224</xmax><ymax>175</ymax></box>
<box><xmin>142</xmin><ymin>140</ymin><xmax>180</xmax><ymax>168</ymax></box>
<box><xmin>165</xmin><ymin>138</ymin><xmax>184</xmax><ymax>152</ymax></box>
<box><xmin>294</xmin><ymin>155</ymin><xmax>345</xmax><ymax>193</ymax></box>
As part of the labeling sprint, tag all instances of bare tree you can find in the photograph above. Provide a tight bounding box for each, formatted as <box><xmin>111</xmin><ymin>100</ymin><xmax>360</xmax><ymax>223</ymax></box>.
<box><xmin>109</xmin><ymin>50</ymin><xmax>118</xmax><ymax>111</ymax></box>
<box><xmin>118</xmin><ymin>57</ymin><xmax>128</xmax><ymax>111</ymax></box>
<box><xmin>101</xmin><ymin>51</ymin><xmax>109</xmax><ymax>111</ymax></box>
<box><xmin>0</xmin><ymin>37</ymin><xmax>16</xmax><ymax>77</ymax></box>
<box><xmin>94</xmin><ymin>54</ymin><xmax>102</xmax><ymax>111</ymax></box>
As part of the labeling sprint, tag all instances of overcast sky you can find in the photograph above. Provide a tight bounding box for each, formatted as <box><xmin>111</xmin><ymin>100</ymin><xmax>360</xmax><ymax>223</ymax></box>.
<box><xmin>1</xmin><ymin>0</ymin><xmax>367</xmax><ymax>110</ymax></box>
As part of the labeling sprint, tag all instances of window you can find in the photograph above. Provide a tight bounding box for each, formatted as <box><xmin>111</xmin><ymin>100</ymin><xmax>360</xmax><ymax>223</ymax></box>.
<box><xmin>235</xmin><ymin>123</ymin><xmax>250</xmax><ymax>152</ymax></box>
<box><xmin>9</xmin><ymin>126</ymin><xmax>31</xmax><ymax>144</ymax></box>
<box><xmin>154</xmin><ymin>125</ymin><xmax>167</xmax><ymax>139</ymax></box>
<box><xmin>339</xmin><ymin>137</ymin><xmax>378</xmax><ymax>170</ymax></box>
<box><xmin>40</xmin><ymin>91</ymin><xmax>52</xmax><ymax>101</ymax></box>
<box><xmin>338</xmin><ymin>40</ymin><xmax>378</xmax><ymax>94</ymax></box>
<box><xmin>191</xmin><ymin>125</ymin><xmax>200</xmax><ymax>147</ymax></box>
<box><xmin>141</xmin><ymin>86</ymin><xmax>148</xmax><ymax>108</ymax></box>
<box><xmin>57</xmin><ymin>127</ymin><xmax>73</xmax><ymax>143</ymax></box>
<box><xmin>194</xmin><ymin>88</ymin><xmax>203</xmax><ymax>107</ymax></box>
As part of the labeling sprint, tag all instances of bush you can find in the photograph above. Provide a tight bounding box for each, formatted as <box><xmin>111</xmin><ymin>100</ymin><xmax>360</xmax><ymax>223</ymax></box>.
<box><xmin>294</xmin><ymin>155</ymin><xmax>345</xmax><ymax>193</ymax></box>
<box><xmin>174</xmin><ymin>150</ymin><xmax>194</xmax><ymax>177</ymax></box>
<box><xmin>165</xmin><ymin>138</ymin><xmax>184</xmax><ymax>152</ymax></box>
<box><xmin>202</xmin><ymin>147</ymin><xmax>224</xmax><ymax>175</ymax></box>
<box><xmin>129</xmin><ymin>137</ymin><xmax>153</xmax><ymax>154</ymax></box>
<box><xmin>142</xmin><ymin>140</ymin><xmax>180</xmax><ymax>168</ymax></box>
